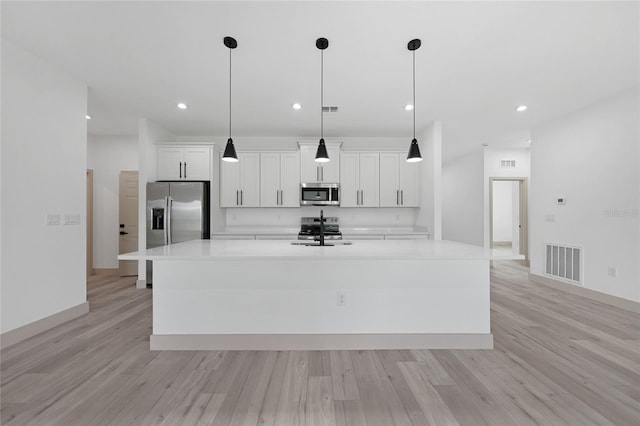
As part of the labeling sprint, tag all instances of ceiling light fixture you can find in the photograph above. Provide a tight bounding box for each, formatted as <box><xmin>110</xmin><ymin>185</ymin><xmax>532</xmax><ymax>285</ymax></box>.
<box><xmin>85</xmin><ymin>115</ymin><xmax>92</xmax><ymax>120</ymax></box>
<box><xmin>222</xmin><ymin>36</ymin><xmax>238</xmax><ymax>162</ymax></box>
<box><xmin>516</xmin><ymin>105</ymin><xmax>528</xmax><ymax>112</ymax></box>
<box><xmin>405</xmin><ymin>104</ymin><xmax>414</xmax><ymax>111</ymax></box>
<box><xmin>406</xmin><ymin>39</ymin><xmax>422</xmax><ymax>163</ymax></box>
<box><xmin>315</xmin><ymin>37</ymin><xmax>330</xmax><ymax>163</ymax></box>
<box><xmin>292</xmin><ymin>103</ymin><xmax>302</xmax><ymax>110</ymax></box>
<box><xmin>177</xmin><ymin>102</ymin><xmax>188</xmax><ymax>110</ymax></box>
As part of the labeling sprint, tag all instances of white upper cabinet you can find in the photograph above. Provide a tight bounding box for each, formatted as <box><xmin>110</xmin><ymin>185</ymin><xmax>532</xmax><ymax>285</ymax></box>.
<box><xmin>340</xmin><ymin>152</ymin><xmax>379</xmax><ymax>207</ymax></box>
<box><xmin>299</xmin><ymin>143</ymin><xmax>340</xmax><ymax>183</ymax></box>
<box><xmin>260</xmin><ymin>151</ymin><xmax>300</xmax><ymax>207</ymax></box>
<box><xmin>220</xmin><ymin>152</ymin><xmax>260</xmax><ymax>207</ymax></box>
<box><xmin>157</xmin><ymin>146</ymin><xmax>211</xmax><ymax>181</ymax></box>
<box><xmin>379</xmin><ymin>152</ymin><xmax>420</xmax><ymax>207</ymax></box>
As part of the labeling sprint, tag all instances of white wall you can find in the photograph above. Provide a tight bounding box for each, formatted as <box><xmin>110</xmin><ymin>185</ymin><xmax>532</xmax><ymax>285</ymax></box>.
<box><xmin>530</xmin><ymin>88</ymin><xmax>639</xmax><ymax>302</ymax></box>
<box><xmin>492</xmin><ymin>180</ymin><xmax>513</xmax><ymax>242</ymax></box>
<box><xmin>137</xmin><ymin>119</ymin><xmax>174</xmax><ymax>281</ymax></box>
<box><xmin>1</xmin><ymin>39</ymin><xmax>87</xmax><ymax>333</ymax></box>
<box><xmin>87</xmin><ymin>135</ymin><xmax>138</xmax><ymax>269</ymax></box>
<box><xmin>442</xmin><ymin>150</ymin><xmax>485</xmax><ymax>246</ymax></box>
<box><xmin>416</xmin><ymin>122</ymin><xmax>442</xmax><ymax>238</ymax></box>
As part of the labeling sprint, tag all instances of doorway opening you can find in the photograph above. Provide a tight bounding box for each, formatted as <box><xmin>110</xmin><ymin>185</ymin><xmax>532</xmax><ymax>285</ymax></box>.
<box><xmin>489</xmin><ymin>177</ymin><xmax>528</xmax><ymax>264</ymax></box>
<box><xmin>119</xmin><ymin>170</ymin><xmax>139</xmax><ymax>276</ymax></box>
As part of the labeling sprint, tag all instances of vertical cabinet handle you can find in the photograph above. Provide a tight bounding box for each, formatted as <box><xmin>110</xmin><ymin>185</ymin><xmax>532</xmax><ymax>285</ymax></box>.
<box><xmin>184</xmin><ymin>162</ymin><xmax>187</xmax><ymax>179</ymax></box>
<box><xmin>241</xmin><ymin>190</ymin><xmax>243</xmax><ymax>206</ymax></box>
<box><xmin>321</xmin><ymin>166</ymin><xmax>324</xmax><ymax>181</ymax></box>
<box><xmin>396</xmin><ymin>190</ymin><xmax>399</xmax><ymax>205</ymax></box>
<box><xmin>236</xmin><ymin>190</ymin><xmax>239</xmax><ymax>206</ymax></box>
<box><xmin>401</xmin><ymin>190</ymin><xmax>404</xmax><ymax>206</ymax></box>
<box><xmin>179</xmin><ymin>162</ymin><xmax>182</xmax><ymax>179</ymax></box>
<box><xmin>361</xmin><ymin>190</ymin><xmax>364</xmax><ymax>206</ymax></box>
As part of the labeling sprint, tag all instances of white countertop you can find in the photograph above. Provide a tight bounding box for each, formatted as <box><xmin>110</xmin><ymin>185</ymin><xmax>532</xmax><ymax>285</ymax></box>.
<box><xmin>211</xmin><ymin>226</ymin><xmax>429</xmax><ymax>236</ymax></box>
<box><xmin>119</xmin><ymin>239</ymin><xmax>523</xmax><ymax>261</ymax></box>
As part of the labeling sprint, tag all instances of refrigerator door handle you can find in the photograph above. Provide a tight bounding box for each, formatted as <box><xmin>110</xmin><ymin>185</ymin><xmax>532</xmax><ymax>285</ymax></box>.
<box><xmin>167</xmin><ymin>196</ymin><xmax>173</xmax><ymax>244</ymax></box>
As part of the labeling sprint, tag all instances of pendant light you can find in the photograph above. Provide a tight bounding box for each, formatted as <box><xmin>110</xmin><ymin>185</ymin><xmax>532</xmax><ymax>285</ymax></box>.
<box><xmin>406</xmin><ymin>38</ymin><xmax>423</xmax><ymax>163</ymax></box>
<box><xmin>315</xmin><ymin>37</ymin><xmax>330</xmax><ymax>162</ymax></box>
<box><xmin>222</xmin><ymin>36</ymin><xmax>238</xmax><ymax>162</ymax></box>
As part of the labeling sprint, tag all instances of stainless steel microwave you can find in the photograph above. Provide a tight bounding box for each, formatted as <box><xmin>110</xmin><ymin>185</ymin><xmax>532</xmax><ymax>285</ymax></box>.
<box><xmin>300</xmin><ymin>183</ymin><xmax>340</xmax><ymax>206</ymax></box>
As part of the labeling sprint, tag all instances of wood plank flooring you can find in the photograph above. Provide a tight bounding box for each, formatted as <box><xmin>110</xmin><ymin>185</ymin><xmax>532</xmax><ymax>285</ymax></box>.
<box><xmin>1</xmin><ymin>261</ymin><xmax>638</xmax><ymax>425</ymax></box>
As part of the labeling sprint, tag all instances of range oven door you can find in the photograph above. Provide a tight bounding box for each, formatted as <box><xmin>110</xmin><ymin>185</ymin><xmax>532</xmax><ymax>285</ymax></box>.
<box><xmin>300</xmin><ymin>183</ymin><xmax>340</xmax><ymax>206</ymax></box>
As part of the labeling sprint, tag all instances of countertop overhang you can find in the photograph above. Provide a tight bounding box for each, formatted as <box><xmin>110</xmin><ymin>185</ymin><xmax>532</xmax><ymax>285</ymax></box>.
<box><xmin>119</xmin><ymin>239</ymin><xmax>524</xmax><ymax>261</ymax></box>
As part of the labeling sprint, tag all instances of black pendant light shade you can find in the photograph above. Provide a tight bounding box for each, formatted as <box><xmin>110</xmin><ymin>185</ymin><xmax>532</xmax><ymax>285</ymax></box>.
<box><xmin>223</xmin><ymin>138</ymin><xmax>238</xmax><ymax>162</ymax></box>
<box><xmin>315</xmin><ymin>138</ymin><xmax>329</xmax><ymax>163</ymax></box>
<box><xmin>407</xmin><ymin>138</ymin><xmax>422</xmax><ymax>162</ymax></box>
<box><xmin>222</xmin><ymin>36</ymin><xmax>239</xmax><ymax>163</ymax></box>
<box><xmin>315</xmin><ymin>37</ymin><xmax>330</xmax><ymax>163</ymax></box>
<box><xmin>406</xmin><ymin>38</ymin><xmax>423</xmax><ymax>162</ymax></box>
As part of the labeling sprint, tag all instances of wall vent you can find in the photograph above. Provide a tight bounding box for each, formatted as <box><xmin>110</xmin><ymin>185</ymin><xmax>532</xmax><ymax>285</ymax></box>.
<box><xmin>322</xmin><ymin>106</ymin><xmax>339</xmax><ymax>113</ymax></box>
<box><xmin>545</xmin><ymin>243</ymin><xmax>582</xmax><ymax>284</ymax></box>
<box><xmin>500</xmin><ymin>159</ymin><xmax>516</xmax><ymax>168</ymax></box>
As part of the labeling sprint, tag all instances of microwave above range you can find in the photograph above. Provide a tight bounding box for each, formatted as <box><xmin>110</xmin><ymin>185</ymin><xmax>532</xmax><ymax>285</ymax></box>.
<box><xmin>300</xmin><ymin>183</ymin><xmax>340</xmax><ymax>206</ymax></box>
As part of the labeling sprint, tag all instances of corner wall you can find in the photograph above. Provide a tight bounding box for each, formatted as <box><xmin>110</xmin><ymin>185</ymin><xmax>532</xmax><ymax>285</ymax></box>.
<box><xmin>87</xmin><ymin>135</ymin><xmax>139</xmax><ymax>269</ymax></box>
<box><xmin>1</xmin><ymin>39</ymin><xmax>88</xmax><ymax>337</ymax></box>
<box><xmin>530</xmin><ymin>88</ymin><xmax>639</xmax><ymax>302</ymax></box>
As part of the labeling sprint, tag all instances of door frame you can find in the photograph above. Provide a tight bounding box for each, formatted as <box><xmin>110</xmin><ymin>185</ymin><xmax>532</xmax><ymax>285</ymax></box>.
<box><xmin>489</xmin><ymin>177</ymin><xmax>528</xmax><ymax>262</ymax></box>
<box><xmin>86</xmin><ymin>169</ymin><xmax>94</xmax><ymax>278</ymax></box>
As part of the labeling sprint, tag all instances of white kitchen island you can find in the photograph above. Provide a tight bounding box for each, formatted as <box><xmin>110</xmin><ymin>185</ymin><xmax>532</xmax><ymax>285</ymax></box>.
<box><xmin>119</xmin><ymin>239</ymin><xmax>522</xmax><ymax>350</ymax></box>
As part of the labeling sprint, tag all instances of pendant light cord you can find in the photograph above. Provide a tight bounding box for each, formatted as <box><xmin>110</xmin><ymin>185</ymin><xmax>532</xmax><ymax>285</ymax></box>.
<box><xmin>412</xmin><ymin>49</ymin><xmax>416</xmax><ymax>140</ymax></box>
<box><xmin>321</xmin><ymin>49</ymin><xmax>324</xmax><ymax>139</ymax></box>
<box><xmin>229</xmin><ymin>47</ymin><xmax>232</xmax><ymax>140</ymax></box>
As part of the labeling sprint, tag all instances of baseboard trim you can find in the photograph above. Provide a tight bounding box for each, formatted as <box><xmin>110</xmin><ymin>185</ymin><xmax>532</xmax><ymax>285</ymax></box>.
<box><xmin>0</xmin><ymin>302</ymin><xmax>90</xmax><ymax>349</ymax></box>
<box><xmin>150</xmin><ymin>333</ymin><xmax>494</xmax><ymax>351</ymax></box>
<box><xmin>93</xmin><ymin>268</ymin><xmax>119</xmax><ymax>276</ymax></box>
<box><xmin>136</xmin><ymin>279</ymin><xmax>147</xmax><ymax>289</ymax></box>
<box><xmin>529</xmin><ymin>273</ymin><xmax>639</xmax><ymax>313</ymax></box>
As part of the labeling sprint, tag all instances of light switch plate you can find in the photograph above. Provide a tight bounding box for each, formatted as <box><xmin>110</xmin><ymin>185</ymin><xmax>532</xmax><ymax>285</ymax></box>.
<box><xmin>46</xmin><ymin>213</ymin><xmax>61</xmax><ymax>226</ymax></box>
<box><xmin>63</xmin><ymin>214</ymin><xmax>81</xmax><ymax>226</ymax></box>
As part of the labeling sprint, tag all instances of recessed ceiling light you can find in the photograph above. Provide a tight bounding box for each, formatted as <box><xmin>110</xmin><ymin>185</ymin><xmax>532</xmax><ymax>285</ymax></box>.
<box><xmin>527</xmin><ymin>139</ymin><xmax>532</xmax><ymax>143</ymax></box>
<box><xmin>292</xmin><ymin>103</ymin><xmax>302</xmax><ymax>110</ymax></box>
<box><xmin>85</xmin><ymin>115</ymin><xmax>92</xmax><ymax>120</ymax></box>
<box><xmin>516</xmin><ymin>105</ymin><xmax>528</xmax><ymax>112</ymax></box>
<box><xmin>177</xmin><ymin>102</ymin><xmax>188</xmax><ymax>110</ymax></box>
<box><xmin>405</xmin><ymin>104</ymin><xmax>414</xmax><ymax>111</ymax></box>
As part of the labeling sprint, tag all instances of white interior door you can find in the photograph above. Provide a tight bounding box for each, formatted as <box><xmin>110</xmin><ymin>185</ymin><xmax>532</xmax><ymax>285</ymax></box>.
<box><xmin>119</xmin><ymin>171</ymin><xmax>139</xmax><ymax>276</ymax></box>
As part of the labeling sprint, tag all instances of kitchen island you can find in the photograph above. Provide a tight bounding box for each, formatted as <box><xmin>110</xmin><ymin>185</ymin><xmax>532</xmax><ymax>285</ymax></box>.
<box><xmin>119</xmin><ymin>239</ymin><xmax>522</xmax><ymax>350</ymax></box>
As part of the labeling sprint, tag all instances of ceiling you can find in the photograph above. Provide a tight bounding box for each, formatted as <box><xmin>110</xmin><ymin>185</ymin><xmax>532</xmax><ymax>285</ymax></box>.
<box><xmin>2</xmin><ymin>1</ymin><xmax>638</xmax><ymax>161</ymax></box>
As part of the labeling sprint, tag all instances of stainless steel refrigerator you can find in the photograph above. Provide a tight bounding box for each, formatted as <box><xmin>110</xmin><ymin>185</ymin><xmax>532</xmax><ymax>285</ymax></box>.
<box><xmin>146</xmin><ymin>181</ymin><xmax>210</xmax><ymax>282</ymax></box>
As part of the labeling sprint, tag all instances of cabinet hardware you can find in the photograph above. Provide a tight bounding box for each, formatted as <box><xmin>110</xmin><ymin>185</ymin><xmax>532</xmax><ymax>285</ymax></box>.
<box><xmin>361</xmin><ymin>190</ymin><xmax>364</xmax><ymax>206</ymax></box>
<box><xmin>401</xmin><ymin>190</ymin><xmax>404</xmax><ymax>205</ymax></box>
<box><xmin>119</xmin><ymin>231</ymin><xmax>128</xmax><ymax>235</ymax></box>
<box><xmin>321</xmin><ymin>166</ymin><xmax>324</xmax><ymax>181</ymax></box>
<box><xmin>236</xmin><ymin>190</ymin><xmax>239</xmax><ymax>206</ymax></box>
<box><xmin>184</xmin><ymin>162</ymin><xmax>187</xmax><ymax>178</ymax></box>
<box><xmin>179</xmin><ymin>162</ymin><xmax>182</xmax><ymax>179</ymax></box>
<box><xmin>241</xmin><ymin>190</ymin><xmax>243</xmax><ymax>205</ymax></box>
<box><xmin>396</xmin><ymin>190</ymin><xmax>399</xmax><ymax>205</ymax></box>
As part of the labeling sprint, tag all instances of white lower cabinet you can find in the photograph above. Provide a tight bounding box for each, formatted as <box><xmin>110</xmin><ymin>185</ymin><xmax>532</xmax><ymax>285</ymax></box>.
<box><xmin>340</xmin><ymin>152</ymin><xmax>380</xmax><ymax>207</ymax></box>
<box><xmin>379</xmin><ymin>152</ymin><xmax>420</xmax><ymax>207</ymax></box>
<box><xmin>260</xmin><ymin>152</ymin><xmax>300</xmax><ymax>207</ymax></box>
<box><xmin>220</xmin><ymin>152</ymin><xmax>260</xmax><ymax>207</ymax></box>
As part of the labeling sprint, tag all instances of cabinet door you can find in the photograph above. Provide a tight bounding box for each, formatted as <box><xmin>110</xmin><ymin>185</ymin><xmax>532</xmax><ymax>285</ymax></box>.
<box><xmin>340</xmin><ymin>152</ymin><xmax>359</xmax><ymax>207</ymax></box>
<box><xmin>158</xmin><ymin>148</ymin><xmax>183</xmax><ymax>180</ymax></box>
<box><xmin>399</xmin><ymin>159</ymin><xmax>420</xmax><ymax>207</ymax></box>
<box><xmin>320</xmin><ymin>145</ymin><xmax>341</xmax><ymax>182</ymax></box>
<box><xmin>299</xmin><ymin>146</ymin><xmax>320</xmax><ymax>182</ymax></box>
<box><xmin>183</xmin><ymin>147</ymin><xmax>211</xmax><ymax>180</ymax></box>
<box><xmin>220</xmin><ymin>158</ymin><xmax>240</xmax><ymax>207</ymax></box>
<box><xmin>260</xmin><ymin>153</ymin><xmax>280</xmax><ymax>207</ymax></box>
<box><xmin>239</xmin><ymin>152</ymin><xmax>260</xmax><ymax>207</ymax></box>
<box><xmin>379</xmin><ymin>153</ymin><xmax>400</xmax><ymax>207</ymax></box>
<box><xmin>359</xmin><ymin>153</ymin><xmax>380</xmax><ymax>207</ymax></box>
<box><xmin>280</xmin><ymin>152</ymin><xmax>300</xmax><ymax>207</ymax></box>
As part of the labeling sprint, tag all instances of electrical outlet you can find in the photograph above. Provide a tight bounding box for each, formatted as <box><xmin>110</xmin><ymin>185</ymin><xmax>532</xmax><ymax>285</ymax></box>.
<box><xmin>336</xmin><ymin>291</ymin><xmax>346</xmax><ymax>306</ymax></box>
<box><xmin>608</xmin><ymin>266</ymin><xmax>617</xmax><ymax>278</ymax></box>
<box><xmin>46</xmin><ymin>213</ymin><xmax>60</xmax><ymax>226</ymax></box>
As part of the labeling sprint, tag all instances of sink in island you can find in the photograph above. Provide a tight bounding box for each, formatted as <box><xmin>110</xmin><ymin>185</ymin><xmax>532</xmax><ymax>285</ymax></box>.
<box><xmin>119</xmin><ymin>239</ymin><xmax>522</xmax><ymax>350</ymax></box>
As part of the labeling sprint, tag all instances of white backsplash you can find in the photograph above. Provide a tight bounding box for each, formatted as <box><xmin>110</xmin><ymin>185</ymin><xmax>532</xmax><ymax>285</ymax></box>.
<box><xmin>225</xmin><ymin>207</ymin><xmax>417</xmax><ymax>227</ymax></box>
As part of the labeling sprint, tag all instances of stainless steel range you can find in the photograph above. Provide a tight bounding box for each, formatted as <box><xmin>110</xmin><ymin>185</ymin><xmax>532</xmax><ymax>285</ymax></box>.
<box><xmin>298</xmin><ymin>216</ymin><xmax>342</xmax><ymax>241</ymax></box>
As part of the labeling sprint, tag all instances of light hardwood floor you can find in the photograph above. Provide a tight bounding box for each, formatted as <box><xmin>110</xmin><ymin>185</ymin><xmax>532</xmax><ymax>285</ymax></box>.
<box><xmin>1</xmin><ymin>261</ymin><xmax>639</xmax><ymax>425</ymax></box>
